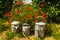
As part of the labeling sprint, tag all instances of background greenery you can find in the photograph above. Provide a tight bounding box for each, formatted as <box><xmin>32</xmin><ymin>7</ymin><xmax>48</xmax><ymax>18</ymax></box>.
<box><xmin>0</xmin><ymin>0</ymin><xmax>13</xmax><ymax>18</ymax></box>
<box><xmin>0</xmin><ymin>0</ymin><xmax>60</xmax><ymax>23</ymax></box>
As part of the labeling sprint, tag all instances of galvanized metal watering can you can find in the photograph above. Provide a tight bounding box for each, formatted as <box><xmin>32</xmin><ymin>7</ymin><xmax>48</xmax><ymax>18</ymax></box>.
<box><xmin>22</xmin><ymin>23</ymin><xmax>30</xmax><ymax>36</ymax></box>
<box><xmin>11</xmin><ymin>21</ymin><xmax>20</xmax><ymax>33</ymax></box>
<box><xmin>35</xmin><ymin>22</ymin><xmax>46</xmax><ymax>38</ymax></box>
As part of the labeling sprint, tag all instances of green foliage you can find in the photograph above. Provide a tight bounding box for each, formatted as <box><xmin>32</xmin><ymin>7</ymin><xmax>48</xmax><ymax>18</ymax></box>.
<box><xmin>6</xmin><ymin>31</ymin><xmax>24</xmax><ymax>40</ymax></box>
<box><xmin>44</xmin><ymin>23</ymin><xmax>60</xmax><ymax>40</ymax></box>
<box><xmin>0</xmin><ymin>19</ymin><xmax>8</xmax><ymax>32</ymax></box>
<box><xmin>53</xmin><ymin>33</ymin><xmax>60</xmax><ymax>40</ymax></box>
<box><xmin>44</xmin><ymin>23</ymin><xmax>52</xmax><ymax>36</ymax></box>
<box><xmin>35</xmin><ymin>0</ymin><xmax>60</xmax><ymax>23</ymax></box>
<box><xmin>0</xmin><ymin>25</ymin><xmax>8</xmax><ymax>32</ymax></box>
<box><xmin>17</xmin><ymin>32</ymin><xmax>24</xmax><ymax>37</ymax></box>
<box><xmin>6</xmin><ymin>31</ymin><xmax>16</xmax><ymax>40</ymax></box>
<box><xmin>47</xmin><ymin>23</ymin><xmax>60</xmax><ymax>40</ymax></box>
<box><xmin>0</xmin><ymin>0</ymin><xmax>13</xmax><ymax>18</ymax></box>
<box><xmin>0</xmin><ymin>0</ymin><xmax>60</xmax><ymax>23</ymax></box>
<box><xmin>46</xmin><ymin>6</ymin><xmax>60</xmax><ymax>23</ymax></box>
<box><xmin>45</xmin><ymin>1</ymin><xmax>60</xmax><ymax>23</ymax></box>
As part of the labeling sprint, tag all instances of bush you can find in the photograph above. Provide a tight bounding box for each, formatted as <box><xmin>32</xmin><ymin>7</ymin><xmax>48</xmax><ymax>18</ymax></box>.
<box><xmin>0</xmin><ymin>0</ymin><xmax>13</xmax><ymax>18</ymax></box>
<box><xmin>36</xmin><ymin>0</ymin><xmax>60</xmax><ymax>23</ymax></box>
<box><xmin>45</xmin><ymin>0</ymin><xmax>60</xmax><ymax>23</ymax></box>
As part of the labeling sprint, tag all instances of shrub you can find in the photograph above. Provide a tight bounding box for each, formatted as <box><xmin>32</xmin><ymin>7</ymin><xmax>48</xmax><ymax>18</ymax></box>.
<box><xmin>0</xmin><ymin>0</ymin><xmax>13</xmax><ymax>18</ymax></box>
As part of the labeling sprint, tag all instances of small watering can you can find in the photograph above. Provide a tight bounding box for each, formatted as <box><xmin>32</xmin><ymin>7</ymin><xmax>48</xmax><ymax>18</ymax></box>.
<box><xmin>11</xmin><ymin>21</ymin><xmax>20</xmax><ymax>33</ymax></box>
<box><xmin>35</xmin><ymin>22</ymin><xmax>46</xmax><ymax>38</ymax></box>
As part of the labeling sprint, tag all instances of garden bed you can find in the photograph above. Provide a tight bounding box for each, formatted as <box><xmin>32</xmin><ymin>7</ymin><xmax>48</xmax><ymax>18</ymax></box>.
<box><xmin>0</xmin><ymin>24</ymin><xmax>60</xmax><ymax>40</ymax></box>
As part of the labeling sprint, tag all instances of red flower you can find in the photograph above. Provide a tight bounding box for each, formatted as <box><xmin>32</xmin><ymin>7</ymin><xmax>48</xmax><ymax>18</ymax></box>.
<box><xmin>26</xmin><ymin>6</ymin><xmax>31</xmax><ymax>11</ymax></box>
<box><xmin>5</xmin><ymin>12</ymin><xmax>12</xmax><ymax>18</ymax></box>
<box><xmin>21</xmin><ymin>18</ymin><xmax>24</xmax><ymax>21</ymax></box>
<box><xmin>40</xmin><ymin>3</ymin><xmax>45</xmax><ymax>7</ymax></box>
<box><xmin>8</xmin><ymin>20</ymin><xmax>12</xmax><ymax>25</ymax></box>
<box><xmin>16</xmin><ymin>10</ymin><xmax>20</xmax><ymax>14</ymax></box>
<box><xmin>35</xmin><ymin>20</ymin><xmax>38</xmax><ymax>22</ymax></box>
<box><xmin>42</xmin><ymin>13</ymin><xmax>47</xmax><ymax>18</ymax></box>
<box><xmin>27</xmin><ymin>14</ymin><xmax>32</xmax><ymax>18</ymax></box>
<box><xmin>17</xmin><ymin>1</ymin><xmax>23</xmax><ymax>5</ymax></box>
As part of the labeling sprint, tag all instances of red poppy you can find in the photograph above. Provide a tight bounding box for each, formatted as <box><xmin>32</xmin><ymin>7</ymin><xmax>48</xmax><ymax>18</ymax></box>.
<box><xmin>16</xmin><ymin>10</ymin><xmax>20</xmax><ymax>14</ymax></box>
<box><xmin>26</xmin><ymin>6</ymin><xmax>31</xmax><ymax>11</ymax></box>
<box><xmin>17</xmin><ymin>1</ymin><xmax>23</xmax><ymax>5</ymax></box>
<box><xmin>42</xmin><ymin>13</ymin><xmax>47</xmax><ymax>18</ymax></box>
<box><xmin>27</xmin><ymin>14</ymin><xmax>32</xmax><ymax>18</ymax></box>
<box><xmin>5</xmin><ymin>12</ymin><xmax>12</xmax><ymax>18</ymax></box>
<box><xmin>8</xmin><ymin>20</ymin><xmax>12</xmax><ymax>25</ymax></box>
<box><xmin>40</xmin><ymin>3</ymin><xmax>45</xmax><ymax>7</ymax></box>
<box><xmin>21</xmin><ymin>18</ymin><xmax>24</xmax><ymax>21</ymax></box>
<box><xmin>35</xmin><ymin>20</ymin><xmax>38</xmax><ymax>22</ymax></box>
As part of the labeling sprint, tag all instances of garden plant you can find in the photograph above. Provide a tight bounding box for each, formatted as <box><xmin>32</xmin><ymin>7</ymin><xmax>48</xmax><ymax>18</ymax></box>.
<box><xmin>0</xmin><ymin>0</ymin><xmax>60</xmax><ymax>40</ymax></box>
